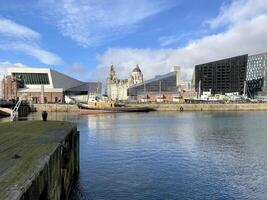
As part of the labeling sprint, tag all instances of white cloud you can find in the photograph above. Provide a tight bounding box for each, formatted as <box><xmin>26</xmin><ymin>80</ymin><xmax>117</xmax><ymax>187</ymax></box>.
<box><xmin>0</xmin><ymin>17</ymin><xmax>40</xmax><ymax>40</ymax></box>
<box><xmin>65</xmin><ymin>63</ymin><xmax>98</xmax><ymax>82</ymax></box>
<box><xmin>96</xmin><ymin>0</ymin><xmax>267</xmax><ymax>82</ymax></box>
<box><xmin>15</xmin><ymin>44</ymin><xmax>62</xmax><ymax>65</ymax></box>
<box><xmin>97</xmin><ymin>48</ymin><xmax>174</xmax><ymax>80</ymax></box>
<box><xmin>40</xmin><ymin>0</ymin><xmax>175</xmax><ymax>47</ymax></box>
<box><xmin>0</xmin><ymin>61</ymin><xmax>28</xmax><ymax>75</ymax></box>
<box><xmin>67</xmin><ymin>63</ymin><xmax>86</xmax><ymax>74</ymax></box>
<box><xmin>207</xmin><ymin>0</ymin><xmax>267</xmax><ymax>28</ymax></box>
<box><xmin>0</xmin><ymin>17</ymin><xmax>62</xmax><ymax>65</ymax></box>
<box><xmin>159</xmin><ymin>36</ymin><xmax>180</xmax><ymax>47</ymax></box>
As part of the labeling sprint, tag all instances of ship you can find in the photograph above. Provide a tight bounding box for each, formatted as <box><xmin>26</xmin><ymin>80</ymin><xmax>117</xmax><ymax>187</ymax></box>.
<box><xmin>77</xmin><ymin>96</ymin><xmax>154</xmax><ymax>114</ymax></box>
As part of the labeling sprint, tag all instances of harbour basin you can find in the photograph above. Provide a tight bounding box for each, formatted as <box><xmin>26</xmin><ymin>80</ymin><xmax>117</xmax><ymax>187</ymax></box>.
<box><xmin>2</xmin><ymin>111</ymin><xmax>267</xmax><ymax>199</ymax></box>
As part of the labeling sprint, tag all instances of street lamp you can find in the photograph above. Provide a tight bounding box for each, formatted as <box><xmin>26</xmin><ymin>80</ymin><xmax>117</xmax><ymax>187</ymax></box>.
<box><xmin>0</xmin><ymin>73</ymin><xmax>6</xmax><ymax>100</ymax></box>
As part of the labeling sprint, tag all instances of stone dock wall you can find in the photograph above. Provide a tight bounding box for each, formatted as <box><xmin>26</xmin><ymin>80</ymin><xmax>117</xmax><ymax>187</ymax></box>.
<box><xmin>20</xmin><ymin>127</ymin><xmax>80</xmax><ymax>200</ymax></box>
<box><xmin>129</xmin><ymin>103</ymin><xmax>267</xmax><ymax>111</ymax></box>
<box><xmin>33</xmin><ymin>103</ymin><xmax>267</xmax><ymax>113</ymax></box>
<box><xmin>0</xmin><ymin>121</ymin><xmax>80</xmax><ymax>200</ymax></box>
<box><xmin>33</xmin><ymin>104</ymin><xmax>79</xmax><ymax>112</ymax></box>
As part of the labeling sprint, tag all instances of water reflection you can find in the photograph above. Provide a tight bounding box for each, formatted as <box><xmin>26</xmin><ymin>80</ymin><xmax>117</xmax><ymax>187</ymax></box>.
<box><xmin>2</xmin><ymin>111</ymin><xmax>267</xmax><ymax>199</ymax></box>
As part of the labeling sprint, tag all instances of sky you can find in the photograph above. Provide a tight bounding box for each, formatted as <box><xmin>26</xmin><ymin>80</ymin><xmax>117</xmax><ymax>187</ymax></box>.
<box><xmin>0</xmin><ymin>0</ymin><xmax>267</xmax><ymax>83</ymax></box>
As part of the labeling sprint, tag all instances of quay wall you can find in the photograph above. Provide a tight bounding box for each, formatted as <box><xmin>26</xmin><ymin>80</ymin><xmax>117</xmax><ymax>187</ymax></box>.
<box><xmin>129</xmin><ymin>103</ymin><xmax>267</xmax><ymax>111</ymax></box>
<box><xmin>20</xmin><ymin>128</ymin><xmax>80</xmax><ymax>200</ymax></box>
<box><xmin>0</xmin><ymin>121</ymin><xmax>80</xmax><ymax>200</ymax></box>
<box><xmin>33</xmin><ymin>103</ymin><xmax>267</xmax><ymax>113</ymax></box>
<box><xmin>33</xmin><ymin>103</ymin><xmax>79</xmax><ymax>112</ymax></box>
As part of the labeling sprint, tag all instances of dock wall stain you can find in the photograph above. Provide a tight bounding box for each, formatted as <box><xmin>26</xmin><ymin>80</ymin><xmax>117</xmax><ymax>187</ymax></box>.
<box><xmin>20</xmin><ymin>128</ymin><xmax>79</xmax><ymax>200</ymax></box>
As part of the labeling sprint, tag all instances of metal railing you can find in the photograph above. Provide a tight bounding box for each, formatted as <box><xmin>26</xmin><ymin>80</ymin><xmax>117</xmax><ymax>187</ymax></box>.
<box><xmin>10</xmin><ymin>94</ymin><xmax>25</xmax><ymax>121</ymax></box>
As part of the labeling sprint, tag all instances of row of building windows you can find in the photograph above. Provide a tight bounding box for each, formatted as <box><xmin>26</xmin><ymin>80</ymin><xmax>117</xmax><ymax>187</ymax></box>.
<box><xmin>12</xmin><ymin>73</ymin><xmax>50</xmax><ymax>85</ymax></box>
<box><xmin>195</xmin><ymin>55</ymin><xmax>248</xmax><ymax>94</ymax></box>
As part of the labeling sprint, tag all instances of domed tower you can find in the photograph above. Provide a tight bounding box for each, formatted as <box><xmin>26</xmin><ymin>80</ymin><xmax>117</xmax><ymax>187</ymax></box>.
<box><xmin>131</xmin><ymin>65</ymin><xmax>143</xmax><ymax>85</ymax></box>
<box><xmin>107</xmin><ymin>65</ymin><xmax>118</xmax><ymax>99</ymax></box>
<box><xmin>108</xmin><ymin>65</ymin><xmax>117</xmax><ymax>83</ymax></box>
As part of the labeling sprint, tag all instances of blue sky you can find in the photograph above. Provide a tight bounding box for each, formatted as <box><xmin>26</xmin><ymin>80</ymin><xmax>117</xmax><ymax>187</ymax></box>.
<box><xmin>0</xmin><ymin>0</ymin><xmax>267</xmax><ymax>82</ymax></box>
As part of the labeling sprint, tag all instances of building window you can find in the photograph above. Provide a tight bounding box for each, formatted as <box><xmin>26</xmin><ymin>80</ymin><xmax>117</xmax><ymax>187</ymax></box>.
<box><xmin>12</xmin><ymin>73</ymin><xmax>50</xmax><ymax>85</ymax></box>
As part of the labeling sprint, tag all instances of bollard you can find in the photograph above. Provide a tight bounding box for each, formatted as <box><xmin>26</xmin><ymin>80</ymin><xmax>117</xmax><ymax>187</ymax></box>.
<box><xmin>42</xmin><ymin>111</ymin><xmax>48</xmax><ymax>121</ymax></box>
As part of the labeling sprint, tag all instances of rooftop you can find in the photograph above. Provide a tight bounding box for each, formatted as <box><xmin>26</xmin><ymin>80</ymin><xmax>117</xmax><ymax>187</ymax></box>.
<box><xmin>130</xmin><ymin>71</ymin><xmax>176</xmax><ymax>88</ymax></box>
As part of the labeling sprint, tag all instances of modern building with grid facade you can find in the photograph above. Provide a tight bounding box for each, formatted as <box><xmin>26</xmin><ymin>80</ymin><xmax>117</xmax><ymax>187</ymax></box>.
<box><xmin>194</xmin><ymin>55</ymin><xmax>248</xmax><ymax>95</ymax></box>
<box><xmin>246</xmin><ymin>53</ymin><xmax>267</xmax><ymax>98</ymax></box>
<box><xmin>3</xmin><ymin>67</ymin><xmax>101</xmax><ymax>103</ymax></box>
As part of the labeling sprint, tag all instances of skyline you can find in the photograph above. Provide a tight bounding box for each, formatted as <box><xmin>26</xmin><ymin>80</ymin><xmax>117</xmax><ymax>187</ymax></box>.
<box><xmin>0</xmin><ymin>0</ymin><xmax>267</xmax><ymax>82</ymax></box>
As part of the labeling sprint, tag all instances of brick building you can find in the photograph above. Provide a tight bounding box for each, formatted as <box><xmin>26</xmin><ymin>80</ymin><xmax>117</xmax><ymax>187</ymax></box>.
<box><xmin>1</xmin><ymin>75</ymin><xmax>24</xmax><ymax>101</ymax></box>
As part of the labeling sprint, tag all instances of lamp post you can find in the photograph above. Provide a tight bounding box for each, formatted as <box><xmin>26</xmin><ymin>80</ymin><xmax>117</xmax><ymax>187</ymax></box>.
<box><xmin>0</xmin><ymin>73</ymin><xmax>6</xmax><ymax>100</ymax></box>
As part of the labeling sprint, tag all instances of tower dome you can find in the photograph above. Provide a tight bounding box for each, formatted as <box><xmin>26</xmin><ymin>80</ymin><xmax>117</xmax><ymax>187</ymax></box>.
<box><xmin>132</xmin><ymin>65</ymin><xmax>141</xmax><ymax>73</ymax></box>
<box><xmin>130</xmin><ymin>65</ymin><xmax>143</xmax><ymax>85</ymax></box>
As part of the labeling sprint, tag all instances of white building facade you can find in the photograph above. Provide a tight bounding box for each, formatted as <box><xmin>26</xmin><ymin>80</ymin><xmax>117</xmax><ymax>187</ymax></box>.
<box><xmin>107</xmin><ymin>65</ymin><xmax>144</xmax><ymax>101</ymax></box>
<box><xmin>6</xmin><ymin>67</ymin><xmax>101</xmax><ymax>103</ymax></box>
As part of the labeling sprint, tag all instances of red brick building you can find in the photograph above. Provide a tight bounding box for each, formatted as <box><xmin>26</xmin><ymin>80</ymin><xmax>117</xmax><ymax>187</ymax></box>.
<box><xmin>1</xmin><ymin>75</ymin><xmax>24</xmax><ymax>101</ymax></box>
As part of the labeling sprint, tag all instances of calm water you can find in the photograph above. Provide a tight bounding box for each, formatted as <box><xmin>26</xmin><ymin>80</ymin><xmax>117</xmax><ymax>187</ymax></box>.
<box><xmin>3</xmin><ymin>111</ymin><xmax>267</xmax><ymax>199</ymax></box>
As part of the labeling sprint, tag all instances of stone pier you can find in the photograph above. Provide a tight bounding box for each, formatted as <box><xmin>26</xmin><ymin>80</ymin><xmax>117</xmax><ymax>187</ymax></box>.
<box><xmin>0</xmin><ymin>121</ymin><xmax>79</xmax><ymax>200</ymax></box>
<box><xmin>33</xmin><ymin>104</ymin><xmax>79</xmax><ymax>113</ymax></box>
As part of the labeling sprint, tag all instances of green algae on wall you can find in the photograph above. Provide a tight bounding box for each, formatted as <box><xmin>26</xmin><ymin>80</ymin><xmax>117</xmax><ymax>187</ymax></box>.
<box><xmin>0</xmin><ymin>121</ymin><xmax>80</xmax><ymax>200</ymax></box>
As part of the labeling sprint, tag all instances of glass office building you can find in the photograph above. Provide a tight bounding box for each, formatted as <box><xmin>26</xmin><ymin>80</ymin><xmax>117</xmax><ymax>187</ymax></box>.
<box><xmin>128</xmin><ymin>71</ymin><xmax>178</xmax><ymax>97</ymax></box>
<box><xmin>194</xmin><ymin>55</ymin><xmax>248</xmax><ymax>95</ymax></box>
<box><xmin>246</xmin><ymin>53</ymin><xmax>267</xmax><ymax>97</ymax></box>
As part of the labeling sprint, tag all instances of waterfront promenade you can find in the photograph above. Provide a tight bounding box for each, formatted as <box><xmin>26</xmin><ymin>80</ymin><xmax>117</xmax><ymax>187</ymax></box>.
<box><xmin>0</xmin><ymin>121</ymin><xmax>79</xmax><ymax>199</ymax></box>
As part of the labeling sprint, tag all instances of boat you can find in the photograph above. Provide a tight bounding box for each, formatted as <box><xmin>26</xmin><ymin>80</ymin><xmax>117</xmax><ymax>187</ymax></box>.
<box><xmin>78</xmin><ymin>101</ymin><xmax>154</xmax><ymax>114</ymax></box>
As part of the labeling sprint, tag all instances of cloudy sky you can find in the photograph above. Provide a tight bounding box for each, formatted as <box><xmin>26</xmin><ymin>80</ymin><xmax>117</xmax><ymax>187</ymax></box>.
<box><xmin>0</xmin><ymin>0</ymin><xmax>267</xmax><ymax>82</ymax></box>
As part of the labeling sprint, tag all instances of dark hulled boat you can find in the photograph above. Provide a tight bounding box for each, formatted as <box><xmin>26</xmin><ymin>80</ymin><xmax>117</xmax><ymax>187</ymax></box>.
<box><xmin>78</xmin><ymin>102</ymin><xmax>153</xmax><ymax>114</ymax></box>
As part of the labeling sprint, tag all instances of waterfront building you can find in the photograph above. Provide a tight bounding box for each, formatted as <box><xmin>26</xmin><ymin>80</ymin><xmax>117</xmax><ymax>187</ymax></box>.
<box><xmin>107</xmin><ymin>65</ymin><xmax>144</xmax><ymax>101</ymax></box>
<box><xmin>3</xmin><ymin>67</ymin><xmax>101</xmax><ymax>103</ymax></box>
<box><xmin>194</xmin><ymin>55</ymin><xmax>248</xmax><ymax>95</ymax></box>
<box><xmin>246</xmin><ymin>53</ymin><xmax>267</xmax><ymax>98</ymax></box>
<box><xmin>1</xmin><ymin>75</ymin><xmax>24</xmax><ymax>102</ymax></box>
<box><xmin>128</xmin><ymin>66</ymin><xmax>189</xmax><ymax>102</ymax></box>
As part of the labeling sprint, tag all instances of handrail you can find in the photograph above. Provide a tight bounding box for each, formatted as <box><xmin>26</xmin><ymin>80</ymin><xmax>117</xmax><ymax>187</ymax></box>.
<box><xmin>10</xmin><ymin>94</ymin><xmax>25</xmax><ymax>121</ymax></box>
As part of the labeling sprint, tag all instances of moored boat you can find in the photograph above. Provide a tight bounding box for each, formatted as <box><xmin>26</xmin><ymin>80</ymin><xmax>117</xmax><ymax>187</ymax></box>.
<box><xmin>78</xmin><ymin>101</ymin><xmax>153</xmax><ymax>114</ymax></box>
